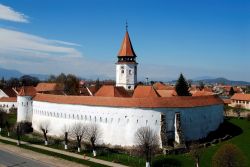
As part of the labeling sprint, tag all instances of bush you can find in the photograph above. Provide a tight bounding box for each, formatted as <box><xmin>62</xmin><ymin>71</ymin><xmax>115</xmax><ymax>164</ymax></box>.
<box><xmin>247</xmin><ymin>114</ymin><xmax>250</xmax><ymax>121</ymax></box>
<box><xmin>152</xmin><ymin>155</ymin><xmax>182</xmax><ymax>167</ymax></box>
<box><xmin>212</xmin><ymin>143</ymin><xmax>247</xmax><ymax>167</ymax></box>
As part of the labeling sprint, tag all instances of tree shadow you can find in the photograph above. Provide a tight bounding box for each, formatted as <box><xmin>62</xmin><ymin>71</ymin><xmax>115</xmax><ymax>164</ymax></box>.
<box><xmin>152</xmin><ymin>156</ymin><xmax>182</xmax><ymax>167</ymax></box>
<box><xmin>199</xmin><ymin>119</ymin><xmax>243</xmax><ymax>143</ymax></box>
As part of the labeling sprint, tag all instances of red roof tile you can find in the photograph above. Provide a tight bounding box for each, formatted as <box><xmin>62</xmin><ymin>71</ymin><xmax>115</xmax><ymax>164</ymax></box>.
<box><xmin>118</xmin><ymin>31</ymin><xmax>136</xmax><ymax>57</ymax></box>
<box><xmin>156</xmin><ymin>90</ymin><xmax>177</xmax><ymax>97</ymax></box>
<box><xmin>0</xmin><ymin>97</ymin><xmax>17</xmax><ymax>102</ymax></box>
<box><xmin>95</xmin><ymin>85</ymin><xmax>132</xmax><ymax>97</ymax></box>
<box><xmin>133</xmin><ymin>86</ymin><xmax>160</xmax><ymax>98</ymax></box>
<box><xmin>33</xmin><ymin>94</ymin><xmax>223</xmax><ymax>108</ymax></box>
<box><xmin>231</xmin><ymin>93</ymin><xmax>250</xmax><ymax>101</ymax></box>
<box><xmin>18</xmin><ymin>86</ymin><xmax>37</xmax><ymax>97</ymax></box>
<box><xmin>223</xmin><ymin>99</ymin><xmax>231</xmax><ymax>104</ymax></box>
<box><xmin>36</xmin><ymin>83</ymin><xmax>63</xmax><ymax>92</ymax></box>
<box><xmin>191</xmin><ymin>90</ymin><xmax>214</xmax><ymax>96</ymax></box>
<box><xmin>153</xmin><ymin>82</ymin><xmax>174</xmax><ymax>90</ymax></box>
<box><xmin>1</xmin><ymin>88</ymin><xmax>17</xmax><ymax>97</ymax></box>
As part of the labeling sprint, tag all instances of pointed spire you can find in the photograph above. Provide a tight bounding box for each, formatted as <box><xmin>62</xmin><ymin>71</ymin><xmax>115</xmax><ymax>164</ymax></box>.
<box><xmin>117</xmin><ymin>23</ymin><xmax>136</xmax><ymax>57</ymax></box>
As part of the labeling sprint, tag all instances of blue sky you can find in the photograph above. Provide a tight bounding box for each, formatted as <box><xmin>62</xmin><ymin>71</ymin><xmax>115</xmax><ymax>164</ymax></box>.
<box><xmin>0</xmin><ymin>0</ymin><xmax>249</xmax><ymax>81</ymax></box>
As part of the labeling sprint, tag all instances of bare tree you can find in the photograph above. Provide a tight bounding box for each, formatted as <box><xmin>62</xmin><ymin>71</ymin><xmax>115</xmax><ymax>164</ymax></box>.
<box><xmin>0</xmin><ymin>109</ymin><xmax>7</xmax><ymax>134</ymax></box>
<box><xmin>135</xmin><ymin>127</ymin><xmax>159</xmax><ymax>167</ymax></box>
<box><xmin>70</xmin><ymin>122</ymin><xmax>86</xmax><ymax>152</ymax></box>
<box><xmin>39</xmin><ymin>120</ymin><xmax>50</xmax><ymax>145</ymax></box>
<box><xmin>62</xmin><ymin>125</ymin><xmax>70</xmax><ymax>150</ymax></box>
<box><xmin>5</xmin><ymin>120</ymin><xmax>14</xmax><ymax>137</ymax></box>
<box><xmin>234</xmin><ymin>104</ymin><xmax>242</xmax><ymax>118</ymax></box>
<box><xmin>189</xmin><ymin>142</ymin><xmax>203</xmax><ymax>167</ymax></box>
<box><xmin>15</xmin><ymin>122</ymin><xmax>25</xmax><ymax>145</ymax></box>
<box><xmin>85</xmin><ymin>124</ymin><xmax>101</xmax><ymax>157</ymax></box>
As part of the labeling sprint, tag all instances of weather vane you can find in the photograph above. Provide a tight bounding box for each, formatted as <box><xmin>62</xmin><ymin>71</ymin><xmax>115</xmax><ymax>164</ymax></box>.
<box><xmin>126</xmin><ymin>20</ymin><xmax>128</xmax><ymax>31</ymax></box>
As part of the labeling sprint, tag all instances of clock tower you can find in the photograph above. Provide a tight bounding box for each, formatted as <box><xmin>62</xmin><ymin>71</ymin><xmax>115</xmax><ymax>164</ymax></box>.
<box><xmin>116</xmin><ymin>25</ymin><xmax>138</xmax><ymax>90</ymax></box>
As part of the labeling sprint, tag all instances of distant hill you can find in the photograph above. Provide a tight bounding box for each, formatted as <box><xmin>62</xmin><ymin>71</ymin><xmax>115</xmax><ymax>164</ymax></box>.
<box><xmin>195</xmin><ymin>77</ymin><xmax>250</xmax><ymax>86</ymax></box>
<box><xmin>0</xmin><ymin>67</ymin><xmax>48</xmax><ymax>80</ymax></box>
<box><xmin>169</xmin><ymin>77</ymin><xmax>250</xmax><ymax>86</ymax></box>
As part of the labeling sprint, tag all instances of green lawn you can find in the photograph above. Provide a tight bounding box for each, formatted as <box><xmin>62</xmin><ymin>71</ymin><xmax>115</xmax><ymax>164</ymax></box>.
<box><xmin>199</xmin><ymin>118</ymin><xmax>250</xmax><ymax>167</ymax></box>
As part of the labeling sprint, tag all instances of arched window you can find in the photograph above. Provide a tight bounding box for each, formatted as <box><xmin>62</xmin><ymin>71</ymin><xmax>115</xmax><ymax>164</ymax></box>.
<box><xmin>111</xmin><ymin>118</ymin><xmax>113</xmax><ymax>123</ymax></box>
<box><xmin>100</xmin><ymin>117</ymin><xmax>102</xmax><ymax>122</ymax></box>
<box><xmin>146</xmin><ymin>120</ymin><xmax>148</xmax><ymax>125</ymax></box>
<box><xmin>155</xmin><ymin>120</ymin><xmax>157</xmax><ymax>125</ymax></box>
<box><xmin>95</xmin><ymin>116</ymin><xmax>97</xmax><ymax>122</ymax></box>
<box><xmin>81</xmin><ymin>115</ymin><xmax>83</xmax><ymax>120</ymax></box>
<box><xmin>105</xmin><ymin>118</ymin><xmax>107</xmax><ymax>123</ymax></box>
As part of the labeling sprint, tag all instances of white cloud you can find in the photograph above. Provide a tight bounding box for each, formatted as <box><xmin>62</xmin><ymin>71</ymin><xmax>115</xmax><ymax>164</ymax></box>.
<box><xmin>0</xmin><ymin>27</ymin><xmax>115</xmax><ymax>79</ymax></box>
<box><xmin>0</xmin><ymin>28</ymin><xmax>82</xmax><ymax>59</ymax></box>
<box><xmin>0</xmin><ymin>4</ymin><xmax>28</xmax><ymax>23</ymax></box>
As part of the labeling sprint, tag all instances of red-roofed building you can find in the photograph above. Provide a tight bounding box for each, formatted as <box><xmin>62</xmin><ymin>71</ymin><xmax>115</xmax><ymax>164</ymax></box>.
<box><xmin>133</xmin><ymin>85</ymin><xmax>160</xmax><ymax>98</ymax></box>
<box><xmin>0</xmin><ymin>97</ymin><xmax>17</xmax><ymax>113</ymax></box>
<box><xmin>95</xmin><ymin>85</ymin><xmax>132</xmax><ymax>97</ymax></box>
<box><xmin>231</xmin><ymin>93</ymin><xmax>250</xmax><ymax>109</ymax></box>
<box><xmin>36</xmin><ymin>83</ymin><xmax>64</xmax><ymax>95</ymax></box>
<box><xmin>116</xmin><ymin>27</ymin><xmax>138</xmax><ymax>90</ymax></box>
<box><xmin>18</xmin><ymin>86</ymin><xmax>37</xmax><ymax>97</ymax></box>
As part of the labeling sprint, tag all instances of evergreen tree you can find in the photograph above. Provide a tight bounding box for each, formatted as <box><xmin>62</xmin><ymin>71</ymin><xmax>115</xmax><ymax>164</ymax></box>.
<box><xmin>175</xmin><ymin>73</ymin><xmax>191</xmax><ymax>96</ymax></box>
<box><xmin>229</xmin><ymin>87</ymin><xmax>235</xmax><ymax>96</ymax></box>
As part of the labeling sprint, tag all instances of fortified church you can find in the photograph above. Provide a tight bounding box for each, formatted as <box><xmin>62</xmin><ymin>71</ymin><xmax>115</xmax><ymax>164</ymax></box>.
<box><xmin>16</xmin><ymin>27</ymin><xmax>224</xmax><ymax>147</ymax></box>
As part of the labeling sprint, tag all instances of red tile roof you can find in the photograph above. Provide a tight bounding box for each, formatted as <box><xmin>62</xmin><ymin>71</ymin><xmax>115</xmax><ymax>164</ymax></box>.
<box><xmin>95</xmin><ymin>85</ymin><xmax>132</xmax><ymax>97</ymax></box>
<box><xmin>36</xmin><ymin>83</ymin><xmax>63</xmax><ymax>92</ymax></box>
<box><xmin>1</xmin><ymin>88</ymin><xmax>17</xmax><ymax>97</ymax></box>
<box><xmin>223</xmin><ymin>99</ymin><xmax>231</xmax><ymax>104</ymax></box>
<box><xmin>33</xmin><ymin>94</ymin><xmax>223</xmax><ymax>108</ymax></box>
<box><xmin>118</xmin><ymin>31</ymin><xmax>136</xmax><ymax>57</ymax></box>
<box><xmin>156</xmin><ymin>90</ymin><xmax>177</xmax><ymax>97</ymax></box>
<box><xmin>133</xmin><ymin>86</ymin><xmax>160</xmax><ymax>98</ymax></box>
<box><xmin>231</xmin><ymin>93</ymin><xmax>250</xmax><ymax>101</ymax></box>
<box><xmin>153</xmin><ymin>82</ymin><xmax>174</xmax><ymax>90</ymax></box>
<box><xmin>18</xmin><ymin>86</ymin><xmax>37</xmax><ymax>97</ymax></box>
<box><xmin>191</xmin><ymin>90</ymin><xmax>214</xmax><ymax>96</ymax></box>
<box><xmin>0</xmin><ymin>97</ymin><xmax>17</xmax><ymax>102</ymax></box>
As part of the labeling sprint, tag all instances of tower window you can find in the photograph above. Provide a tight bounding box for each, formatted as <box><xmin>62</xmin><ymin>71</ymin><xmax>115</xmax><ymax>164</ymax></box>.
<box><xmin>129</xmin><ymin>70</ymin><xmax>132</xmax><ymax>74</ymax></box>
<box><xmin>121</xmin><ymin>70</ymin><xmax>124</xmax><ymax>74</ymax></box>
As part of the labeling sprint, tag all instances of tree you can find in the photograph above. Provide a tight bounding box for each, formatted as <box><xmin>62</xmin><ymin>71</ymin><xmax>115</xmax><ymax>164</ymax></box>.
<box><xmin>229</xmin><ymin>87</ymin><xmax>235</xmax><ymax>96</ymax></box>
<box><xmin>16</xmin><ymin>123</ymin><xmax>24</xmax><ymax>145</ymax></box>
<box><xmin>189</xmin><ymin>142</ymin><xmax>203</xmax><ymax>167</ymax></box>
<box><xmin>64</xmin><ymin>74</ymin><xmax>79</xmax><ymax>95</ymax></box>
<box><xmin>0</xmin><ymin>109</ymin><xmax>7</xmax><ymax>133</ymax></box>
<box><xmin>234</xmin><ymin>104</ymin><xmax>242</xmax><ymax>119</ymax></box>
<box><xmin>6</xmin><ymin>77</ymin><xmax>20</xmax><ymax>88</ymax></box>
<box><xmin>20</xmin><ymin>75</ymin><xmax>39</xmax><ymax>86</ymax></box>
<box><xmin>5</xmin><ymin>120</ymin><xmax>14</xmax><ymax>137</ymax></box>
<box><xmin>70</xmin><ymin>122</ymin><xmax>86</xmax><ymax>152</ymax></box>
<box><xmin>62</xmin><ymin>125</ymin><xmax>70</xmax><ymax>150</ymax></box>
<box><xmin>199</xmin><ymin>81</ymin><xmax>205</xmax><ymax>91</ymax></box>
<box><xmin>212</xmin><ymin>143</ymin><xmax>247</xmax><ymax>167</ymax></box>
<box><xmin>39</xmin><ymin>120</ymin><xmax>50</xmax><ymax>145</ymax></box>
<box><xmin>15</xmin><ymin>122</ymin><xmax>32</xmax><ymax>145</ymax></box>
<box><xmin>175</xmin><ymin>73</ymin><xmax>191</xmax><ymax>96</ymax></box>
<box><xmin>85</xmin><ymin>124</ymin><xmax>101</xmax><ymax>157</ymax></box>
<box><xmin>135</xmin><ymin>127</ymin><xmax>159</xmax><ymax>167</ymax></box>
